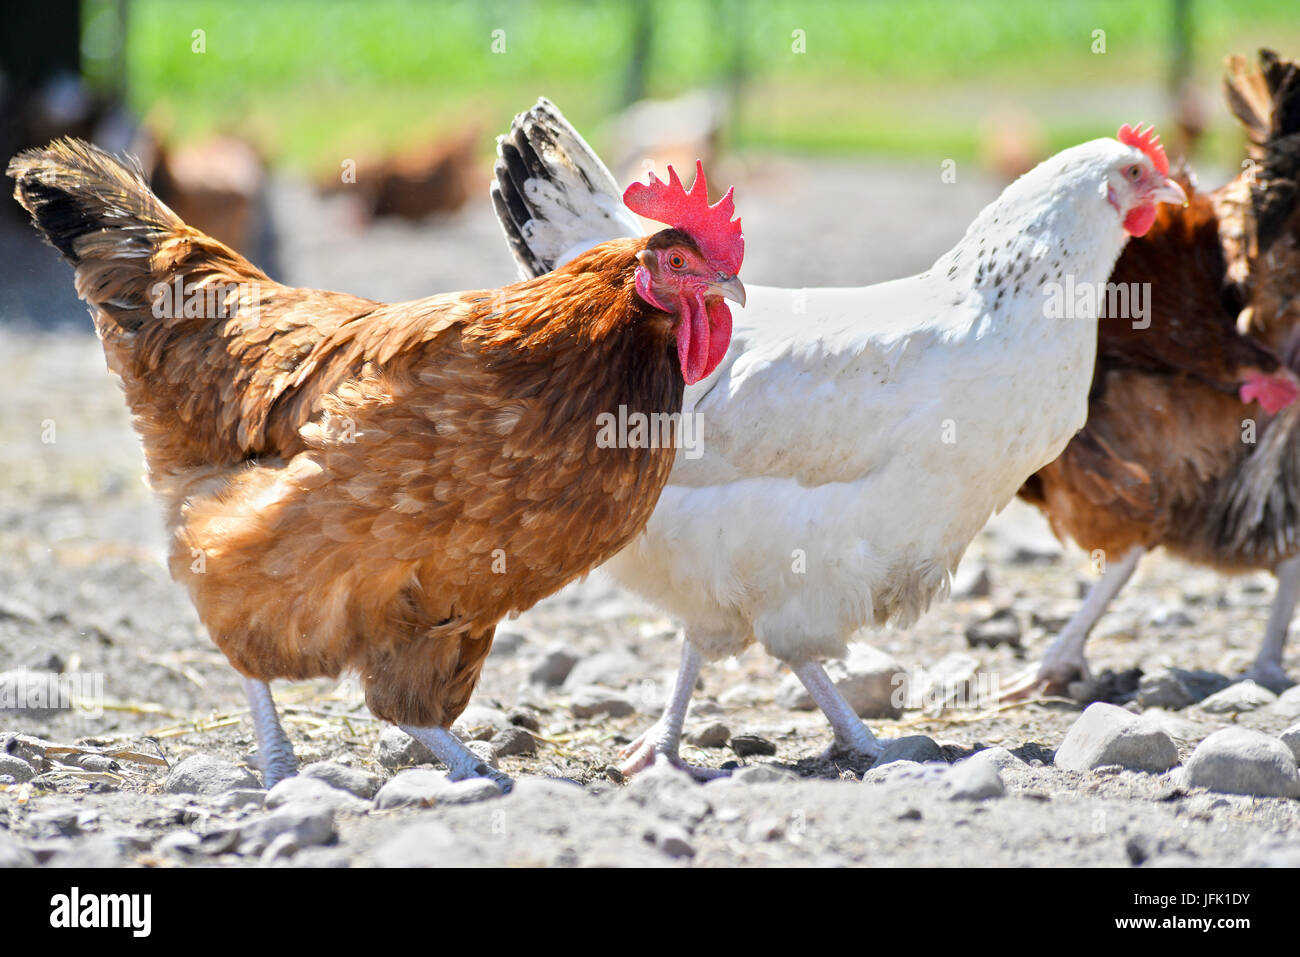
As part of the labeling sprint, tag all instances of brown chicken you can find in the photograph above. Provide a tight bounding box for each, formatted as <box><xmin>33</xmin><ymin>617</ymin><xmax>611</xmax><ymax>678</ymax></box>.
<box><xmin>320</xmin><ymin>126</ymin><xmax>481</xmax><ymax>222</ymax></box>
<box><xmin>142</xmin><ymin>132</ymin><xmax>267</xmax><ymax>256</ymax></box>
<box><xmin>8</xmin><ymin>140</ymin><xmax>745</xmax><ymax>790</ymax></box>
<box><xmin>1010</xmin><ymin>50</ymin><xmax>1300</xmax><ymax>698</ymax></box>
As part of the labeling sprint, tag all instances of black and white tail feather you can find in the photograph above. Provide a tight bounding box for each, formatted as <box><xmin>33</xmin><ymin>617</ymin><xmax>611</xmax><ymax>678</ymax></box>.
<box><xmin>491</xmin><ymin>98</ymin><xmax>642</xmax><ymax>281</ymax></box>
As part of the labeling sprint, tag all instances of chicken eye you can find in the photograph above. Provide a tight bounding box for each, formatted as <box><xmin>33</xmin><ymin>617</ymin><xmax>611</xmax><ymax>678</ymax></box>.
<box><xmin>668</xmin><ymin>252</ymin><xmax>687</xmax><ymax>269</ymax></box>
<box><xmin>1126</xmin><ymin>164</ymin><xmax>1142</xmax><ymax>181</ymax></box>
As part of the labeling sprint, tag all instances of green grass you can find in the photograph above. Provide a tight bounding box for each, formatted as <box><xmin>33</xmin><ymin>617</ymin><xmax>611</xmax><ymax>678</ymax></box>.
<box><xmin>106</xmin><ymin>0</ymin><xmax>1300</xmax><ymax>170</ymax></box>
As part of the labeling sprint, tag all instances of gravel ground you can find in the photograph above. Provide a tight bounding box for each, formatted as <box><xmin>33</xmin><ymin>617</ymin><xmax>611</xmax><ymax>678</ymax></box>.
<box><xmin>1</xmin><ymin>157</ymin><xmax>1298</xmax><ymax>869</ymax></box>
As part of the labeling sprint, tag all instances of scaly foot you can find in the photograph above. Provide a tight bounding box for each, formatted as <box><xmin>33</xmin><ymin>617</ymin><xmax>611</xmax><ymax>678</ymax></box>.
<box><xmin>618</xmin><ymin>721</ymin><xmax>728</xmax><ymax>780</ymax></box>
<box><xmin>243</xmin><ymin>678</ymin><xmax>297</xmax><ymax>788</ymax></box>
<box><xmin>1240</xmin><ymin>660</ymin><xmax>1295</xmax><ymax>695</ymax></box>
<box><xmin>401</xmin><ymin>724</ymin><xmax>514</xmax><ymax>793</ymax></box>
<box><xmin>998</xmin><ymin>657</ymin><xmax>1086</xmax><ymax>702</ymax></box>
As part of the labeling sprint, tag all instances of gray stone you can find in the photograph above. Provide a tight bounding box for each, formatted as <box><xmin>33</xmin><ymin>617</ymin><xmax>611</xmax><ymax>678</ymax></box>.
<box><xmin>562</xmin><ymin>651</ymin><xmax>641</xmax><ymax>691</ymax></box>
<box><xmin>685</xmin><ymin>722</ymin><xmax>731</xmax><ymax>748</ymax></box>
<box><xmin>1135</xmin><ymin>708</ymin><xmax>1211</xmax><ymax>745</ymax></box>
<box><xmin>464</xmin><ymin>739</ymin><xmax>499</xmax><ymax>768</ymax></box>
<box><xmin>570</xmin><ymin>686</ymin><xmax>636</xmax><ymax>719</ymax></box>
<box><xmin>28</xmin><ymin>808</ymin><xmax>81</xmax><ymax>838</ymax></box>
<box><xmin>871</xmin><ymin>735</ymin><xmax>945</xmax><ymax>768</ymax></box>
<box><xmin>1125</xmin><ymin>834</ymin><xmax>1193</xmax><ymax>866</ymax></box>
<box><xmin>155</xmin><ymin>831</ymin><xmax>201</xmax><ymax>858</ymax></box>
<box><xmin>962</xmin><ymin>746</ymin><xmax>1026</xmax><ymax>773</ymax></box>
<box><xmin>504</xmin><ymin>776</ymin><xmax>585</xmax><ymax>804</ymax></box>
<box><xmin>909</xmin><ymin>652</ymin><xmax>984</xmax><ymax>712</ymax></box>
<box><xmin>731</xmin><ymin>764</ymin><xmax>798</xmax><ymax>784</ymax></box>
<box><xmin>239</xmin><ymin>803</ymin><xmax>336</xmax><ymax>855</ymax></box>
<box><xmin>376</xmin><ymin>725</ymin><xmax>436</xmax><ymax>771</ymax></box>
<box><xmin>209</xmin><ymin>789</ymin><xmax>266</xmax><ymax>812</ymax></box>
<box><xmin>452</xmin><ymin>705</ymin><xmax>513</xmax><ymax>741</ymax></box>
<box><xmin>1280</xmin><ymin>724</ymin><xmax>1300</xmax><ymax>763</ymax></box>
<box><xmin>1182</xmin><ymin>727</ymin><xmax>1300</xmax><ymax>799</ymax></box>
<box><xmin>964</xmin><ymin>608</ymin><xmax>1022</xmax><ymax>648</ymax></box>
<box><xmin>861</xmin><ymin>760</ymin><xmax>949</xmax><ymax>786</ymax></box>
<box><xmin>1146</xmin><ymin>604</ymin><xmax>1194</xmax><ymax>628</ymax></box>
<box><xmin>1269</xmin><ymin>685</ymin><xmax>1300</xmax><ymax>720</ymax></box>
<box><xmin>529</xmin><ymin>646</ymin><xmax>579</xmax><ymax>687</ymax></box>
<box><xmin>373</xmin><ymin>822</ymin><xmax>482</xmax><ymax>867</ymax></box>
<box><xmin>45</xmin><ymin>835</ymin><xmax>135</xmax><ymax>868</ymax></box>
<box><xmin>621</xmin><ymin>763</ymin><xmax>711</xmax><ymax>827</ymax></box>
<box><xmin>164</xmin><ymin>753</ymin><xmax>261</xmax><ymax>795</ymax></box>
<box><xmin>650</xmin><ymin>824</ymin><xmax>695</xmax><ymax>859</ymax></box>
<box><xmin>374</xmin><ymin>769</ymin><xmax>453</xmax><ymax>809</ymax></box>
<box><xmin>1197</xmin><ymin>680</ymin><xmax>1277</xmax><ymax>715</ymax></box>
<box><xmin>0</xmin><ymin>733</ymin><xmax>50</xmax><ymax>769</ymax></box>
<box><xmin>745</xmin><ymin>817</ymin><xmax>787</xmax><ymax>841</ymax></box>
<box><xmin>490</xmin><ymin>726</ymin><xmax>537</xmax><ymax>758</ymax></box>
<box><xmin>0</xmin><ymin>754</ymin><xmax>35</xmax><ymax>783</ymax></box>
<box><xmin>300</xmin><ymin>760</ymin><xmax>382</xmax><ymax>798</ymax></box>
<box><xmin>0</xmin><ymin>832</ymin><xmax>35</xmax><ymax>868</ymax></box>
<box><xmin>266</xmin><ymin>775</ymin><xmax>370</xmax><ymax>813</ymax></box>
<box><xmin>436</xmin><ymin>778</ymin><xmax>504</xmax><ymax>805</ymax></box>
<box><xmin>775</xmin><ymin>646</ymin><xmax>907</xmax><ymax>718</ymax></box>
<box><xmin>506</xmin><ymin>708</ymin><xmax>541</xmax><ymax>732</ymax></box>
<box><xmin>947</xmin><ymin>757</ymin><xmax>1006</xmax><ymax>800</ymax></box>
<box><xmin>71</xmin><ymin>755</ymin><xmax>118</xmax><ymax>773</ymax></box>
<box><xmin>1136</xmin><ymin>668</ymin><xmax>1231</xmax><ymax>710</ymax></box>
<box><xmin>1053</xmin><ymin>702</ymin><xmax>1179</xmax><ymax>773</ymax></box>
<box><xmin>730</xmin><ymin>734</ymin><xmax>777</xmax><ymax>757</ymax></box>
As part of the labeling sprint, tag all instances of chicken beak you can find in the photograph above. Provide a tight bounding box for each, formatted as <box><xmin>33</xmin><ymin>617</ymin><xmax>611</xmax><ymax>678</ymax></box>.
<box><xmin>707</xmin><ymin>275</ymin><xmax>746</xmax><ymax>307</ymax></box>
<box><xmin>1151</xmin><ymin>177</ymin><xmax>1188</xmax><ymax>207</ymax></box>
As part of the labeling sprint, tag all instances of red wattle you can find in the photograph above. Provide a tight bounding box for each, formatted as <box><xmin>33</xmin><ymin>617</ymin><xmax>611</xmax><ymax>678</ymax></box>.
<box><xmin>677</xmin><ymin>293</ymin><xmax>710</xmax><ymax>385</ymax></box>
<box><xmin>704</xmin><ymin>297</ymin><xmax>733</xmax><ymax>374</ymax></box>
<box><xmin>1123</xmin><ymin>203</ymin><xmax>1157</xmax><ymax>237</ymax></box>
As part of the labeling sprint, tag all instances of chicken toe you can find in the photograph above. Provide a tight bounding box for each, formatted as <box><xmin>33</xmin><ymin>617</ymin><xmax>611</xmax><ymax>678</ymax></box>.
<box><xmin>617</xmin><ymin>641</ymin><xmax>726</xmax><ymax>780</ymax></box>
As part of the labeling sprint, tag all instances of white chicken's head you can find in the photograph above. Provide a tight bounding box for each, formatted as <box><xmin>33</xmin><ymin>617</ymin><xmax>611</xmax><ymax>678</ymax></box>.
<box><xmin>1101</xmin><ymin>123</ymin><xmax>1187</xmax><ymax>236</ymax></box>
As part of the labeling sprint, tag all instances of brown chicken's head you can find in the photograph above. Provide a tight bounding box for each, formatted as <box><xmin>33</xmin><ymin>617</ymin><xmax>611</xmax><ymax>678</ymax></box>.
<box><xmin>1105</xmin><ymin>123</ymin><xmax>1188</xmax><ymax>237</ymax></box>
<box><xmin>624</xmin><ymin>160</ymin><xmax>745</xmax><ymax>384</ymax></box>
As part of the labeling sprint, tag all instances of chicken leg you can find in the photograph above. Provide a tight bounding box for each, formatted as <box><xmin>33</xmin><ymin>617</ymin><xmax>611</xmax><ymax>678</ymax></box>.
<box><xmin>243</xmin><ymin>678</ymin><xmax>297</xmax><ymax>789</ymax></box>
<box><xmin>618</xmin><ymin>639</ymin><xmax>726</xmax><ymax>779</ymax></box>
<box><xmin>400</xmin><ymin>725</ymin><xmax>514</xmax><ymax>792</ymax></box>
<box><xmin>791</xmin><ymin>659</ymin><xmax>885</xmax><ymax>761</ymax></box>
<box><xmin>1245</xmin><ymin>553</ymin><xmax>1300</xmax><ymax>691</ymax></box>
<box><xmin>1000</xmin><ymin>546</ymin><xmax>1145</xmax><ymax>700</ymax></box>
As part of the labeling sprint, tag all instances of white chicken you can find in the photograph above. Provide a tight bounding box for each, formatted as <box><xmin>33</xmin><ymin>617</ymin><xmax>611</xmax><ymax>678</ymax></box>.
<box><xmin>492</xmin><ymin>99</ymin><xmax>1188</xmax><ymax>775</ymax></box>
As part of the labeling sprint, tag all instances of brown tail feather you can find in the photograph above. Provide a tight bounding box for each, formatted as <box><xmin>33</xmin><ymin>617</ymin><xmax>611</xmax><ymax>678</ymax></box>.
<box><xmin>8</xmin><ymin>137</ymin><xmax>377</xmax><ymax>473</ymax></box>
<box><xmin>8</xmin><ymin>137</ymin><xmax>269</xmax><ymax>331</ymax></box>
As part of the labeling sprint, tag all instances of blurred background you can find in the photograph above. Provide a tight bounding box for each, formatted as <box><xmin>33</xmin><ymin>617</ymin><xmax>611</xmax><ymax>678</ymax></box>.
<box><xmin>3</xmin><ymin>0</ymin><xmax>1299</xmax><ymax>315</ymax></box>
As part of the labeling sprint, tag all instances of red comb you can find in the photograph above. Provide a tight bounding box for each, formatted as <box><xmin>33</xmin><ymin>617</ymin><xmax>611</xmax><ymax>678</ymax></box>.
<box><xmin>623</xmin><ymin>160</ymin><xmax>743</xmax><ymax>275</ymax></box>
<box><xmin>1117</xmin><ymin>123</ymin><xmax>1169</xmax><ymax>176</ymax></box>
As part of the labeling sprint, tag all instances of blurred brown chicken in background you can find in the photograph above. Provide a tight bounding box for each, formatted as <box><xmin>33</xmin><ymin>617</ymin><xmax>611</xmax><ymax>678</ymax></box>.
<box><xmin>1010</xmin><ymin>50</ymin><xmax>1300</xmax><ymax>699</ymax></box>
<box><xmin>318</xmin><ymin>125</ymin><xmax>481</xmax><ymax>222</ymax></box>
